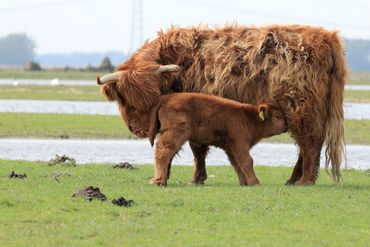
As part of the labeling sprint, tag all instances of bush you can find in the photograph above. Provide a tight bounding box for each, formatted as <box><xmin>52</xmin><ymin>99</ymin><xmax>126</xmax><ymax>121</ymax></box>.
<box><xmin>25</xmin><ymin>61</ymin><xmax>42</xmax><ymax>71</ymax></box>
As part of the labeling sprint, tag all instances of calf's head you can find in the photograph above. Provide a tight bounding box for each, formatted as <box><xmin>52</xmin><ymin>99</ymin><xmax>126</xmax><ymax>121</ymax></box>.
<box><xmin>258</xmin><ymin>104</ymin><xmax>287</xmax><ymax>137</ymax></box>
<box><xmin>97</xmin><ymin>64</ymin><xmax>180</xmax><ymax>137</ymax></box>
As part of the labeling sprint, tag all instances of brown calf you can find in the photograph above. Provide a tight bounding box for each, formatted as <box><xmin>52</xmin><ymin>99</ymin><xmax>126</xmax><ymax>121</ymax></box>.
<box><xmin>148</xmin><ymin>93</ymin><xmax>287</xmax><ymax>186</ymax></box>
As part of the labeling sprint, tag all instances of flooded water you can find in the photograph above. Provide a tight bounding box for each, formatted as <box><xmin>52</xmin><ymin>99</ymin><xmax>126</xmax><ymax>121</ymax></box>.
<box><xmin>0</xmin><ymin>139</ymin><xmax>368</xmax><ymax>169</ymax></box>
<box><xmin>345</xmin><ymin>85</ymin><xmax>370</xmax><ymax>90</ymax></box>
<box><xmin>0</xmin><ymin>100</ymin><xmax>369</xmax><ymax>120</ymax></box>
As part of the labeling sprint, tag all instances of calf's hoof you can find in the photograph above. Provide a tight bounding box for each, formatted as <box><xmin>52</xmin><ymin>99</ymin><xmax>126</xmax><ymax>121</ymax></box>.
<box><xmin>295</xmin><ymin>178</ymin><xmax>315</xmax><ymax>186</ymax></box>
<box><xmin>149</xmin><ymin>178</ymin><xmax>167</xmax><ymax>187</ymax></box>
<box><xmin>247</xmin><ymin>179</ymin><xmax>260</xmax><ymax>186</ymax></box>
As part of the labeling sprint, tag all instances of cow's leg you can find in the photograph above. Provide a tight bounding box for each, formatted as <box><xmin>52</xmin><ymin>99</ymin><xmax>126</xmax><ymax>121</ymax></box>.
<box><xmin>152</xmin><ymin>131</ymin><xmax>188</xmax><ymax>186</ymax></box>
<box><xmin>285</xmin><ymin>154</ymin><xmax>303</xmax><ymax>185</ymax></box>
<box><xmin>295</xmin><ymin>141</ymin><xmax>323</xmax><ymax>185</ymax></box>
<box><xmin>189</xmin><ymin>141</ymin><xmax>209</xmax><ymax>184</ymax></box>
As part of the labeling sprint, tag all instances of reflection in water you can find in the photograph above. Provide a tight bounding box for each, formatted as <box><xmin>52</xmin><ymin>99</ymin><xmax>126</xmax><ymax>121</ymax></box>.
<box><xmin>0</xmin><ymin>139</ymin><xmax>368</xmax><ymax>169</ymax></box>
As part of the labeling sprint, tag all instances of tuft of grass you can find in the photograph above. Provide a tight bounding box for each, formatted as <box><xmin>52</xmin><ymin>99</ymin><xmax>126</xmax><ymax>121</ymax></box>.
<box><xmin>0</xmin><ymin>160</ymin><xmax>368</xmax><ymax>246</ymax></box>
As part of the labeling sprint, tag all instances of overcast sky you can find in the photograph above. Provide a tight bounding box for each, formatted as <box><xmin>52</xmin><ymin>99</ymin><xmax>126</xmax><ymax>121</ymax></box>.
<box><xmin>1</xmin><ymin>0</ymin><xmax>369</xmax><ymax>54</ymax></box>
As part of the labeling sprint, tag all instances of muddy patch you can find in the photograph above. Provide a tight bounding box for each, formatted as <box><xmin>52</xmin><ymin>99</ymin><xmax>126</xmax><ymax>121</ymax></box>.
<box><xmin>47</xmin><ymin>154</ymin><xmax>76</xmax><ymax>166</ymax></box>
<box><xmin>72</xmin><ymin>186</ymin><xmax>107</xmax><ymax>201</ymax></box>
<box><xmin>8</xmin><ymin>171</ymin><xmax>27</xmax><ymax>179</ymax></box>
<box><xmin>112</xmin><ymin>197</ymin><xmax>134</xmax><ymax>207</ymax></box>
<box><xmin>113</xmin><ymin>162</ymin><xmax>138</xmax><ymax>170</ymax></box>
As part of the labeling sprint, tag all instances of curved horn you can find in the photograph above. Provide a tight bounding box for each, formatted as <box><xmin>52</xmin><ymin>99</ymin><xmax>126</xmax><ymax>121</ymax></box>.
<box><xmin>157</xmin><ymin>64</ymin><xmax>181</xmax><ymax>74</ymax></box>
<box><xmin>97</xmin><ymin>72</ymin><xmax>121</xmax><ymax>85</ymax></box>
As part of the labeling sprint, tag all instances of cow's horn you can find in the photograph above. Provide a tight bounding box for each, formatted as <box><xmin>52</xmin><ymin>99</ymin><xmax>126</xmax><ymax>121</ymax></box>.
<box><xmin>97</xmin><ymin>72</ymin><xmax>121</xmax><ymax>85</ymax></box>
<box><xmin>157</xmin><ymin>64</ymin><xmax>181</xmax><ymax>73</ymax></box>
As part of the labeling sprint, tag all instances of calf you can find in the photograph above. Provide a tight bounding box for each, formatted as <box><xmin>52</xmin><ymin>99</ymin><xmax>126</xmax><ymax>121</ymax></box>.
<box><xmin>148</xmin><ymin>92</ymin><xmax>287</xmax><ymax>186</ymax></box>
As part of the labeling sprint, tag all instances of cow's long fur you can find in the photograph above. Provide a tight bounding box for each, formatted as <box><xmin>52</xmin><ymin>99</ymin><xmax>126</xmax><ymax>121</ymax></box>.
<box><xmin>148</xmin><ymin>92</ymin><xmax>287</xmax><ymax>186</ymax></box>
<box><xmin>100</xmin><ymin>24</ymin><xmax>347</xmax><ymax>184</ymax></box>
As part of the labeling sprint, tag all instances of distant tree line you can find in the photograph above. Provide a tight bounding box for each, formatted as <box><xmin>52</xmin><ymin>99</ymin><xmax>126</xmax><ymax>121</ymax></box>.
<box><xmin>0</xmin><ymin>33</ymin><xmax>369</xmax><ymax>71</ymax></box>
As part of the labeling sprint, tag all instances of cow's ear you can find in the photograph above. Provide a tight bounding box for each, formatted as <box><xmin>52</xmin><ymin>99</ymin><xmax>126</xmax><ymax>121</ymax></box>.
<box><xmin>258</xmin><ymin>105</ymin><xmax>269</xmax><ymax>121</ymax></box>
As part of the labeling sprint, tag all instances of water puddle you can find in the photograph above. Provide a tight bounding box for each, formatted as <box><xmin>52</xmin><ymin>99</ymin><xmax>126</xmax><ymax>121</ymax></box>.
<box><xmin>0</xmin><ymin>139</ymin><xmax>368</xmax><ymax>169</ymax></box>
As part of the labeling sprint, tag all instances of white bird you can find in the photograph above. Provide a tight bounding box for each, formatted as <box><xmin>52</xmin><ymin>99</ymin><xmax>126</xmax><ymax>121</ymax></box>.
<box><xmin>13</xmin><ymin>79</ymin><xmax>19</xmax><ymax>86</ymax></box>
<box><xmin>50</xmin><ymin>78</ymin><xmax>59</xmax><ymax>86</ymax></box>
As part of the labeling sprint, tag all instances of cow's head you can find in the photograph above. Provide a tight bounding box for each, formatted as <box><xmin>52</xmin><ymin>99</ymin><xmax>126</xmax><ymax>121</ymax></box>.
<box><xmin>258</xmin><ymin>103</ymin><xmax>288</xmax><ymax>137</ymax></box>
<box><xmin>97</xmin><ymin>64</ymin><xmax>180</xmax><ymax>137</ymax></box>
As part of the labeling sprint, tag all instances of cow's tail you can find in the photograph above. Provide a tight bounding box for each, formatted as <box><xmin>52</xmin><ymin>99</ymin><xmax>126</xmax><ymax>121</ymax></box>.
<box><xmin>148</xmin><ymin>104</ymin><xmax>161</xmax><ymax>147</ymax></box>
<box><xmin>325</xmin><ymin>34</ymin><xmax>347</xmax><ymax>183</ymax></box>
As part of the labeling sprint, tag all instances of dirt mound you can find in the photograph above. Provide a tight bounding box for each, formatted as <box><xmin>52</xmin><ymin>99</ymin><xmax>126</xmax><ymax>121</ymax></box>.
<box><xmin>72</xmin><ymin>186</ymin><xmax>107</xmax><ymax>201</ymax></box>
<box><xmin>47</xmin><ymin>154</ymin><xmax>76</xmax><ymax>166</ymax></box>
<box><xmin>113</xmin><ymin>162</ymin><xmax>138</xmax><ymax>170</ymax></box>
<box><xmin>8</xmin><ymin>171</ymin><xmax>27</xmax><ymax>179</ymax></box>
<box><xmin>112</xmin><ymin>197</ymin><xmax>134</xmax><ymax>207</ymax></box>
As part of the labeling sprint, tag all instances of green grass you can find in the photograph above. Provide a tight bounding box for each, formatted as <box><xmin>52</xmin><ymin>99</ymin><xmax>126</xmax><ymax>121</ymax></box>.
<box><xmin>0</xmin><ymin>85</ymin><xmax>104</xmax><ymax>101</ymax></box>
<box><xmin>0</xmin><ymin>70</ymin><xmax>107</xmax><ymax>80</ymax></box>
<box><xmin>1</xmin><ymin>84</ymin><xmax>370</xmax><ymax>102</ymax></box>
<box><xmin>347</xmin><ymin>80</ymin><xmax>370</xmax><ymax>85</ymax></box>
<box><xmin>0</xmin><ymin>160</ymin><xmax>368</xmax><ymax>246</ymax></box>
<box><xmin>1</xmin><ymin>113</ymin><xmax>370</xmax><ymax>144</ymax></box>
<box><xmin>0</xmin><ymin>113</ymin><xmax>134</xmax><ymax>139</ymax></box>
<box><xmin>345</xmin><ymin>90</ymin><xmax>370</xmax><ymax>102</ymax></box>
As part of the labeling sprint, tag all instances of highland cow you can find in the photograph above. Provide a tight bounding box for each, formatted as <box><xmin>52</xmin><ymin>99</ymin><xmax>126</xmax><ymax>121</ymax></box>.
<box><xmin>147</xmin><ymin>92</ymin><xmax>287</xmax><ymax>186</ymax></box>
<box><xmin>98</xmin><ymin>24</ymin><xmax>347</xmax><ymax>185</ymax></box>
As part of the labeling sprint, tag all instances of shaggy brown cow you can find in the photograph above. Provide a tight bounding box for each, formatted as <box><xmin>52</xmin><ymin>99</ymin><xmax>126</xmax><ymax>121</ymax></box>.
<box><xmin>98</xmin><ymin>24</ymin><xmax>347</xmax><ymax>185</ymax></box>
<box><xmin>147</xmin><ymin>92</ymin><xmax>287</xmax><ymax>186</ymax></box>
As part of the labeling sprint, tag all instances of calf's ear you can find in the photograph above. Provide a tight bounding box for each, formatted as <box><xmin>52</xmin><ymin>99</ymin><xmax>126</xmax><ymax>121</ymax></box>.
<box><xmin>258</xmin><ymin>105</ymin><xmax>269</xmax><ymax>121</ymax></box>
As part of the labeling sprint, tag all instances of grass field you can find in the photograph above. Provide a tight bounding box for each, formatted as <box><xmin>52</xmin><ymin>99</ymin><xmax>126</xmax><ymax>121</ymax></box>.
<box><xmin>0</xmin><ymin>69</ymin><xmax>370</xmax><ymax>83</ymax></box>
<box><xmin>1</xmin><ymin>113</ymin><xmax>370</xmax><ymax>144</ymax></box>
<box><xmin>0</xmin><ymin>160</ymin><xmax>369</xmax><ymax>246</ymax></box>
<box><xmin>0</xmin><ymin>70</ymin><xmax>104</xmax><ymax>80</ymax></box>
<box><xmin>1</xmin><ymin>85</ymin><xmax>370</xmax><ymax>103</ymax></box>
<box><xmin>0</xmin><ymin>85</ymin><xmax>104</xmax><ymax>101</ymax></box>
<box><xmin>0</xmin><ymin>113</ymin><xmax>132</xmax><ymax>139</ymax></box>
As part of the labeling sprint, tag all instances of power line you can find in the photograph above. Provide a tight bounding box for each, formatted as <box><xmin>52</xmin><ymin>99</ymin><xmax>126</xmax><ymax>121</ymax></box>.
<box><xmin>177</xmin><ymin>0</ymin><xmax>370</xmax><ymax>32</ymax></box>
<box><xmin>128</xmin><ymin>0</ymin><xmax>144</xmax><ymax>54</ymax></box>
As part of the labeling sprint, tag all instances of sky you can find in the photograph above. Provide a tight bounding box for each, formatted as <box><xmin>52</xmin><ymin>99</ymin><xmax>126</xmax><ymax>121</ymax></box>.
<box><xmin>1</xmin><ymin>0</ymin><xmax>369</xmax><ymax>54</ymax></box>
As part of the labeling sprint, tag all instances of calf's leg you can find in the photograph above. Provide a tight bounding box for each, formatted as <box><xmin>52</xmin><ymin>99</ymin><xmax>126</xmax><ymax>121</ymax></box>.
<box><xmin>226</xmin><ymin>149</ymin><xmax>249</xmax><ymax>185</ymax></box>
<box><xmin>189</xmin><ymin>142</ymin><xmax>209</xmax><ymax>184</ymax></box>
<box><xmin>152</xmin><ymin>131</ymin><xmax>188</xmax><ymax>186</ymax></box>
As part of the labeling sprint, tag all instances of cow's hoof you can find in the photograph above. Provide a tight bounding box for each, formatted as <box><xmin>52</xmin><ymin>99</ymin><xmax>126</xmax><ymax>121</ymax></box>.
<box><xmin>285</xmin><ymin>179</ymin><xmax>297</xmax><ymax>186</ymax></box>
<box><xmin>190</xmin><ymin>179</ymin><xmax>205</xmax><ymax>185</ymax></box>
